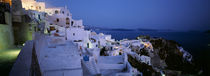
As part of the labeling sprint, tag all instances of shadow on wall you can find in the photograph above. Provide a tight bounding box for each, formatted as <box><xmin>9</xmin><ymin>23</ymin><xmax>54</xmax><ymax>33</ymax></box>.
<box><xmin>12</xmin><ymin>22</ymin><xmax>33</xmax><ymax>46</ymax></box>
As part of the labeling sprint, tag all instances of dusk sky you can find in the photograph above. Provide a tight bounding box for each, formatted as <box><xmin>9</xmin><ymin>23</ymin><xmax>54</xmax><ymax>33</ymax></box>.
<box><xmin>41</xmin><ymin>0</ymin><xmax>210</xmax><ymax>31</ymax></box>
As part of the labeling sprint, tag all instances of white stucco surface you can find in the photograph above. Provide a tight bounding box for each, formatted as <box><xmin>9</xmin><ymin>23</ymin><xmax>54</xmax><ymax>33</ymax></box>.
<box><xmin>36</xmin><ymin>38</ymin><xmax>83</xmax><ymax>76</ymax></box>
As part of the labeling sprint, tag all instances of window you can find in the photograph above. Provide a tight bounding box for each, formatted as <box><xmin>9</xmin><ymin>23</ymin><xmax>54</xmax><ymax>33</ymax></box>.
<box><xmin>56</xmin><ymin>18</ymin><xmax>59</xmax><ymax>22</ymax></box>
<box><xmin>73</xmin><ymin>33</ymin><xmax>75</xmax><ymax>36</ymax></box>
<box><xmin>66</xmin><ymin>18</ymin><xmax>70</xmax><ymax>25</ymax></box>
<box><xmin>39</xmin><ymin>6</ymin><xmax>41</xmax><ymax>10</ymax></box>
<box><xmin>62</xmin><ymin>11</ymin><xmax>64</xmax><ymax>14</ymax></box>
<box><xmin>71</xmin><ymin>21</ymin><xmax>74</xmax><ymax>26</ymax></box>
<box><xmin>87</xmin><ymin>43</ymin><xmax>90</xmax><ymax>48</ymax></box>
<box><xmin>0</xmin><ymin>12</ymin><xmax>6</xmax><ymax>24</ymax></box>
<box><xmin>67</xmin><ymin>13</ymin><xmax>69</xmax><ymax>16</ymax></box>
<box><xmin>50</xmin><ymin>26</ymin><xmax>55</xmax><ymax>31</ymax></box>
<box><xmin>55</xmin><ymin>10</ymin><xmax>59</xmax><ymax>14</ymax></box>
<box><xmin>44</xmin><ymin>13</ymin><xmax>47</xmax><ymax>17</ymax></box>
<box><xmin>38</xmin><ymin>14</ymin><xmax>41</xmax><ymax>20</ymax></box>
<box><xmin>36</xmin><ymin>6</ymin><xmax>39</xmax><ymax>10</ymax></box>
<box><xmin>66</xmin><ymin>18</ymin><xmax>69</xmax><ymax>20</ymax></box>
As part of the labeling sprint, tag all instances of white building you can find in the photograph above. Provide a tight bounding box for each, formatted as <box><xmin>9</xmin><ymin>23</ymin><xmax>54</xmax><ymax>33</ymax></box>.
<box><xmin>66</xmin><ymin>28</ymin><xmax>91</xmax><ymax>48</ymax></box>
<box><xmin>71</xmin><ymin>19</ymin><xmax>84</xmax><ymax>29</ymax></box>
<box><xmin>45</xmin><ymin>7</ymin><xmax>72</xmax><ymax>28</ymax></box>
<box><xmin>140</xmin><ymin>55</ymin><xmax>151</xmax><ymax>65</ymax></box>
<box><xmin>25</xmin><ymin>10</ymin><xmax>46</xmax><ymax>22</ymax></box>
<box><xmin>21</xmin><ymin>0</ymin><xmax>46</xmax><ymax>12</ymax></box>
<box><xmin>90</xmin><ymin>33</ymin><xmax>115</xmax><ymax>48</ymax></box>
<box><xmin>81</xmin><ymin>54</ymin><xmax>132</xmax><ymax>76</ymax></box>
<box><xmin>45</xmin><ymin>7</ymin><xmax>72</xmax><ymax>16</ymax></box>
<box><xmin>44</xmin><ymin>5</ymin><xmax>92</xmax><ymax>48</ymax></box>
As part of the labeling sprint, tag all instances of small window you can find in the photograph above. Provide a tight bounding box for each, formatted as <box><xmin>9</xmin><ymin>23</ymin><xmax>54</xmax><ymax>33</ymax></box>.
<box><xmin>55</xmin><ymin>10</ymin><xmax>59</xmax><ymax>14</ymax></box>
<box><xmin>36</xmin><ymin>6</ymin><xmax>39</xmax><ymax>10</ymax></box>
<box><xmin>50</xmin><ymin>26</ymin><xmax>56</xmax><ymax>31</ymax></box>
<box><xmin>66</xmin><ymin>18</ymin><xmax>69</xmax><ymax>20</ymax></box>
<box><xmin>66</xmin><ymin>18</ymin><xmax>70</xmax><ymax>25</ymax></box>
<box><xmin>71</xmin><ymin>21</ymin><xmax>74</xmax><ymax>26</ymax></box>
<box><xmin>44</xmin><ymin>13</ymin><xmax>47</xmax><ymax>17</ymax></box>
<box><xmin>62</xmin><ymin>11</ymin><xmax>64</xmax><ymax>14</ymax></box>
<box><xmin>73</xmin><ymin>33</ymin><xmax>75</xmax><ymax>36</ymax></box>
<box><xmin>67</xmin><ymin>13</ymin><xmax>69</xmax><ymax>16</ymax></box>
<box><xmin>0</xmin><ymin>12</ymin><xmax>6</xmax><ymax>24</ymax></box>
<box><xmin>38</xmin><ymin>14</ymin><xmax>41</xmax><ymax>20</ymax></box>
<box><xmin>39</xmin><ymin>6</ymin><xmax>41</xmax><ymax>10</ymax></box>
<box><xmin>56</xmin><ymin>18</ymin><xmax>59</xmax><ymax>22</ymax></box>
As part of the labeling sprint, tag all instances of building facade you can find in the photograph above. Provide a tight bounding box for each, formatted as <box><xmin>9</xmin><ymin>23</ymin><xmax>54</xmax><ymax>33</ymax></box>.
<box><xmin>0</xmin><ymin>2</ymin><xmax>14</xmax><ymax>50</ymax></box>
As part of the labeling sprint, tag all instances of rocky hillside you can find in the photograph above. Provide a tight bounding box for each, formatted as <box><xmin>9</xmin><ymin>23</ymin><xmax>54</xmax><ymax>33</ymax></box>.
<box><xmin>127</xmin><ymin>35</ymin><xmax>201</xmax><ymax>76</ymax></box>
<box><xmin>205</xmin><ymin>30</ymin><xmax>210</xmax><ymax>33</ymax></box>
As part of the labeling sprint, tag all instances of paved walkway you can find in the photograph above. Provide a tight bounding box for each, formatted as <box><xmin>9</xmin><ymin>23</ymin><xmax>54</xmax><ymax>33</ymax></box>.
<box><xmin>10</xmin><ymin>41</ymin><xmax>33</xmax><ymax>76</ymax></box>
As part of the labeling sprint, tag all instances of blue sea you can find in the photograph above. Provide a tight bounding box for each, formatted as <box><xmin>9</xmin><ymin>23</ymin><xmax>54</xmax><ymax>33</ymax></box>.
<box><xmin>95</xmin><ymin>30</ymin><xmax>210</xmax><ymax>73</ymax></box>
